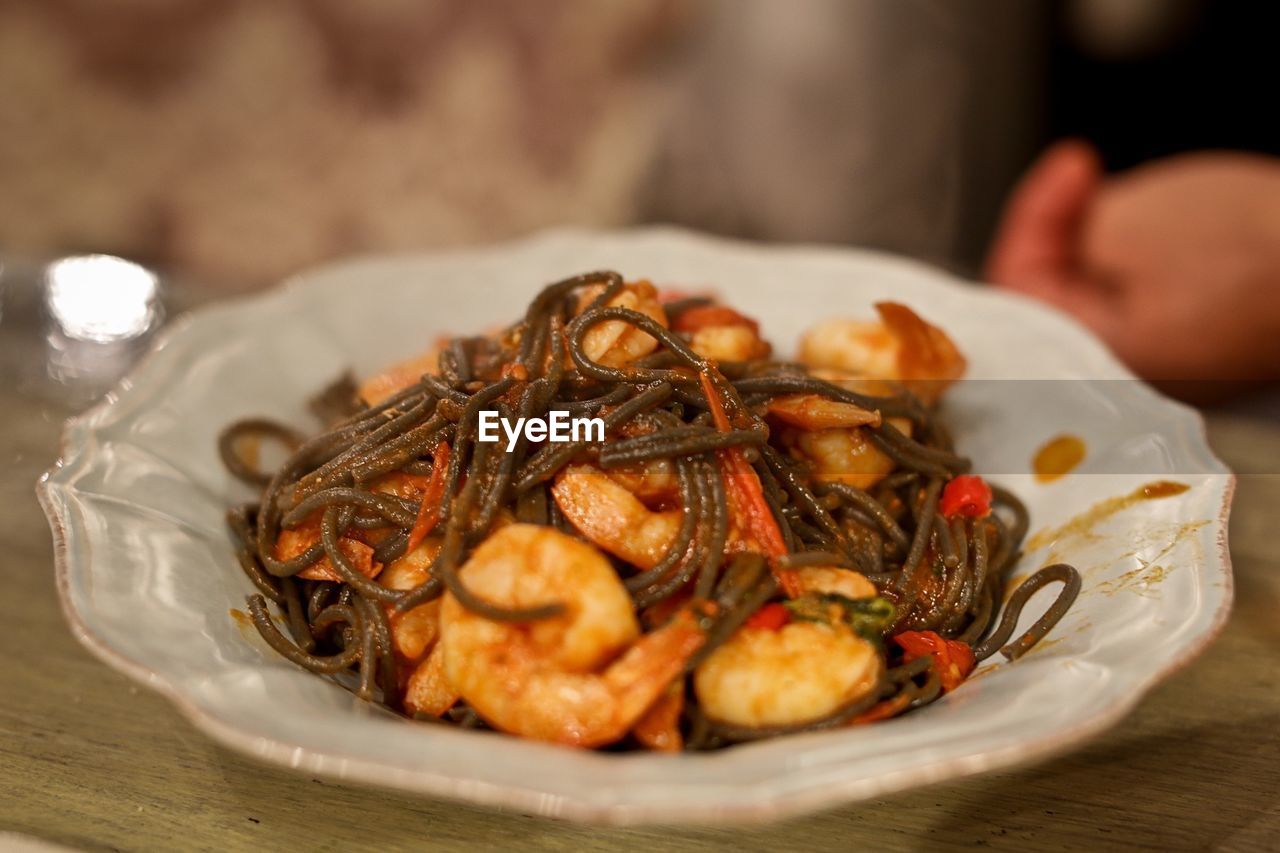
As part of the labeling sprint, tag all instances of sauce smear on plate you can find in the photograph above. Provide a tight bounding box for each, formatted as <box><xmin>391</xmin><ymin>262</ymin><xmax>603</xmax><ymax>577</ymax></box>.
<box><xmin>1033</xmin><ymin>434</ymin><xmax>1086</xmax><ymax>483</ymax></box>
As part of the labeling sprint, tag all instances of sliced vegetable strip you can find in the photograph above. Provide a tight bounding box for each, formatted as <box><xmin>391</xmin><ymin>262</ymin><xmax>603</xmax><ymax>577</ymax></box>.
<box><xmin>699</xmin><ymin>372</ymin><xmax>797</xmax><ymax>597</ymax></box>
<box><xmin>405</xmin><ymin>442</ymin><xmax>452</xmax><ymax>553</ymax></box>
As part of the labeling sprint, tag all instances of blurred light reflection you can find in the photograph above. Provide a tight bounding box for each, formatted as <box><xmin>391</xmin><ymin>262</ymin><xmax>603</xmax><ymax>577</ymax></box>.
<box><xmin>44</xmin><ymin>254</ymin><xmax>160</xmax><ymax>343</ymax></box>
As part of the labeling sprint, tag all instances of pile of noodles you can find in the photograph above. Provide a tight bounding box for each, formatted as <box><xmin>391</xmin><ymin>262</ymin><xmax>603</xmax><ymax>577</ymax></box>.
<box><xmin>219</xmin><ymin>271</ymin><xmax>1079</xmax><ymax>748</ymax></box>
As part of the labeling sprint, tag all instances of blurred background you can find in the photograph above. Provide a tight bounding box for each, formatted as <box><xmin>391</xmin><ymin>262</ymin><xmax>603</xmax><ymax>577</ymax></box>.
<box><xmin>0</xmin><ymin>0</ymin><xmax>1278</xmax><ymax>391</ymax></box>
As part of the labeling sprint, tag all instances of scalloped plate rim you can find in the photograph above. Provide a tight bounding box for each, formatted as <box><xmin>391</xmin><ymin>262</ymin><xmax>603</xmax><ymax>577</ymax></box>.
<box><xmin>37</xmin><ymin>226</ymin><xmax>1235</xmax><ymax>825</ymax></box>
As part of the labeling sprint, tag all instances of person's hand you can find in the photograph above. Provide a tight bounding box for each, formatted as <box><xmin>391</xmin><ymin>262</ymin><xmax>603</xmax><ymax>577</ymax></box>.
<box><xmin>986</xmin><ymin>140</ymin><xmax>1280</xmax><ymax>385</ymax></box>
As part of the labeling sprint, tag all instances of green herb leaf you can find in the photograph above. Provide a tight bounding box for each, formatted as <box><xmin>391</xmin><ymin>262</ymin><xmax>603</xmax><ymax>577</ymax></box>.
<box><xmin>783</xmin><ymin>593</ymin><xmax>896</xmax><ymax>639</ymax></box>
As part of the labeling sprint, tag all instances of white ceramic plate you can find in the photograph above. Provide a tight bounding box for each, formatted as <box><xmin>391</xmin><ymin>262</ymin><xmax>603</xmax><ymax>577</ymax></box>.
<box><xmin>39</xmin><ymin>228</ymin><xmax>1233</xmax><ymax>824</ymax></box>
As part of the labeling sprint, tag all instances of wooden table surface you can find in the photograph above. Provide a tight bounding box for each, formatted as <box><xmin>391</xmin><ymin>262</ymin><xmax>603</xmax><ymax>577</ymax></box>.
<box><xmin>2</xmin><ymin>283</ymin><xmax>1278</xmax><ymax>852</ymax></box>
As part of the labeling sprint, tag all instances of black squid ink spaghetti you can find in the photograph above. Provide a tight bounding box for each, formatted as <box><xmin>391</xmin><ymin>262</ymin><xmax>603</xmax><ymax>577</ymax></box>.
<box><xmin>218</xmin><ymin>271</ymin><xmax>1080</xmax><ymax>749</ymax></box>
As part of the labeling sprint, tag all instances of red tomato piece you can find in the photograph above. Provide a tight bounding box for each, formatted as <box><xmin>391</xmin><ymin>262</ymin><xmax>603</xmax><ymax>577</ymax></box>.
<box><xmin>673</xmin><ymin>305</ymin><xmax>761</xmax><ymax>335</ymax></box>
<box><xmin>894</xmin><ymin>630</ymin><xmax>976</xmax><ymax>692</ymax></box>
<box><xmin>744</xmin><ymin>602</ymin><xmax>790</xmax><ymax>631</ymax></box>
<box><xmin>939</xmin><ymin>475</ymin><xmax>993</xmax><ymax>519</ymax></box>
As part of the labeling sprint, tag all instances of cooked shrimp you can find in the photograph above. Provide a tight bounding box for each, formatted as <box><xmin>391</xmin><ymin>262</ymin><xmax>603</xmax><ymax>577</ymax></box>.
<box><xmin>800</xmin><ymin>318</ymin><xmax>897</xmax><ymax>381</ymax></box>
<box><xmin>792</xmin><ymin>565</ymin><xmax>878</xmax><ymax>600</ymax></box>
<box><xmin>802</xmin><ymin>367</ymin><xmax>903</xmax><ymax>401</ymax></box>
<box><xmin>672</xmin><ymin>304</ymin><xmax>771</xmax><ymax>363</ymax></box>
<box><xmin>693</xmin><ymin>567</ymin><xmax>881</xmax><ymax>729</ymax></box>
<box><xmin>765</xmin><ymin>394</ymin><xmax>881</xmax><ymax>431</ymax></box>
<box><xmin>778</xmin><ymin>416</ymin><xmax>914</xmax><ymax>490</ymax></box>
<box><xmin>771</xmin><ymin>363</ymin><xmax>915</xmax><ymax>489</ymax></box>
<box><xmin>403</xmin><ymin>643</ymin><xmax>459</xmax><ymax>717</ymax></box>
<box><xmin>799</xmin><ymin>302</ymin><xmax>966</xmax><ymax>403</ymax></box>
<box><xmin>551</xmin><ymin>464</ymin><xmax>682</xmax><ymax>569</ymax></box>
<box><xmin>379</xmin><ymin>538</ymin><xmax>440</xmax><ymax>592</ymax></box>
<box><xmin>275</xmin><ymin>517</ymin><xmax>382</xmax><ymax>583</ymax></box>
<box><xmin>369</xmin><ymin>470</ymin><xmax>433</xmax><ymax>501</ymax></box>
<box><xmin>631</xmin><ymin>682</ymin><xmax>684</xmax><ymax>752</ymax></box>
<box><xmin>358</xmin><ymin>343</ymin><xmax>445</xmax><ymax>407</ymax></box>
<box><xmin>379</xmin><ymin>538</ymin><xmax>443</xmax><ymax>661</ymax></box>
<box><xmin>602</xmin><ymin>458</ymin><xmax>679</xmax><ymax>506</ymax></box>
<box><xmin>688</xmin><ymin>325</ymin><xmax>770</xmax><ymax>363</ymax></box>
<box><xmin>576</xmin><ymin>280</ymin><xmax>668</xmax><ymax>368</ymax></box>
<box><xmin>388</xmin><ymin>600</ymin><xmax>440</xmax><ymax>662</ymax></box>
<box><xmin>274</xmin><ymin>469</ymin><xmax>433</xmax><ymax>582</ymax></box>
<box><xmin>439</xmin><ymin>524</ymin><xmax>706</xmax><ymax>747</ymax></box>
